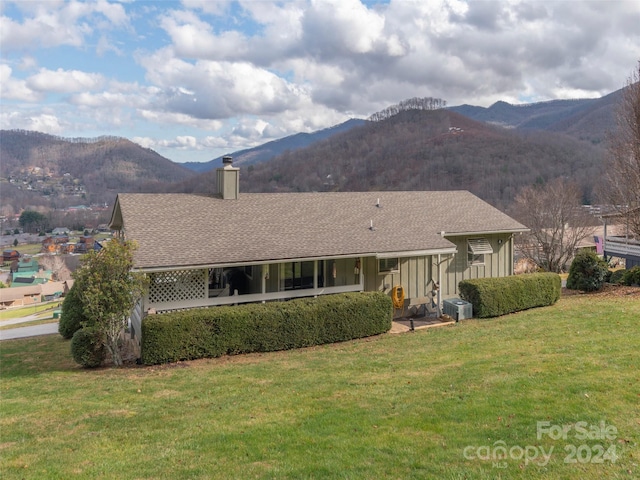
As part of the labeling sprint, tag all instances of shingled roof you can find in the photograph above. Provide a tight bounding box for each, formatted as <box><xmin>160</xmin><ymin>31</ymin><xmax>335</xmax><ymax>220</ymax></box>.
<box><xmin>110</xmin><ymin>191</ymin><xmax>528</xmax><ymax>270</ymax></box>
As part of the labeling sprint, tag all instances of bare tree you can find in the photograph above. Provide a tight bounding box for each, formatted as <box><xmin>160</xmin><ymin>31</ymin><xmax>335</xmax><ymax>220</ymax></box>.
<box><xmin>513</xmin><ymin>178</ymin><xmax>595</xmax><ymax>273</ymax></box>
<box><xmin>602</xmin><ymin>61</ymin><xmax>640</xmax><ymax>237</ymax></box>
<box><xmin>39</xmin><ymin>254</ymin><xmax>72</xmax><ymax>282</ymax></box>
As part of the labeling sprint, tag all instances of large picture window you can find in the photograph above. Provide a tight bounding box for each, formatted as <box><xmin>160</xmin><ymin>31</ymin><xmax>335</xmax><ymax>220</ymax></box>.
<box><xmin>284</xmin><ymin>261</ymin><xmax>323</xmax><ymax>290</ymax></box>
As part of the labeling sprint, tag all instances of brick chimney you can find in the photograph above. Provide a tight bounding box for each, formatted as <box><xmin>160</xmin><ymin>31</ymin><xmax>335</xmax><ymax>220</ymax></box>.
<box><xmin>216</xmin><ymin>155</ymin><xmax>239</xmax><ymax>199</ymax></box>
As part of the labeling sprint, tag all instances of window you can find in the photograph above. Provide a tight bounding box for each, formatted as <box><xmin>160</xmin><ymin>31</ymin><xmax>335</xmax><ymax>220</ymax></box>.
<box><xmin>284</xmin><ymin>261</ymin><xmax>321</xmax><ymax>290</ymax></box>
<box><xmin>378</xmin><ymin>257</ymin><xmax>399</xmax><ymax>273</ymax></box>
<box><xmin>467</xmin><ymin>238</ymin><xmax>493</xmax><ymax>266</ymax></box>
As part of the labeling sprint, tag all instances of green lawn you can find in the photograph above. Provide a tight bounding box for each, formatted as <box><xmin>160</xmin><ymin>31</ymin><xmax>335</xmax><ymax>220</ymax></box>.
<box><xmin>0</xmin><ymin>302</ymin><xmax>59</xmax><ymax>322</ymax></box>
<box><xmin>1</xmin><ymin>291</ymin><xmax>638</xmax><ymax>479</ymax></box>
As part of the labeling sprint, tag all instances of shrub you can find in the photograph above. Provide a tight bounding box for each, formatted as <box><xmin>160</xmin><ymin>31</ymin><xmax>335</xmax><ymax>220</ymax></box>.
<box><xmin>58</xmin><ymin>283</ymin><xmax>91</xmax><ymax>339</ymax></box>
<box><xmin>566</xmin><ymin>250</ymin><xmax>609</xmax><ymax>292</ymax></box>
<box><xmin>71</xmin><ymin>327</ymin><xmax>106</xmax><ymax>368</ymax></box>
<box><xmin>608</xmin><ymin>269</ymin><xmax>626</xmax><ymax>285</ymax></box>
<box><xmin>459</xmin><ymin>273</ymin><xmax>561</xmax><ymax>318</ymax></box>
<box><xmin>141</xmin><ymin>292</ymin><xmax>393</xmax><ymax>365</ymax></box>
<box><xmin>622</xmin><ymin>266</ymin><xmax>640</xmax><ymax>286</ymax></box>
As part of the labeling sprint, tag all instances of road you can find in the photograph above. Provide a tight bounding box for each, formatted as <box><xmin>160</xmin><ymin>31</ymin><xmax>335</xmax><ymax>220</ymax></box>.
<box><xmin>0</xmin><ymin>322</ymin><xmax>59</xmax><ymax>340</ymax></box>
<box><xmin>0</xmin><ymin>309</ymin><xmax>60</xmax><ymax>341</ymax></box>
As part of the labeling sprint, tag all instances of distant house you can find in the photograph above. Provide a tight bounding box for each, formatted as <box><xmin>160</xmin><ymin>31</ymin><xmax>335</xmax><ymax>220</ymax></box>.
<box><xmin>75</xmin><ymin>236</ymin><xmax>95</xmax><ymax>253</ymax></box>
<box><xmin>109</xmin><ymin>157</ymin><xmax>528</xmax><ymax>344</ymax></box>
<box><xmin>2</xmin><ymin>250</ymin><xmax>20</xmax><ymax>263</ymax></box>
<box><xmin>52</xmin><ymin>227</ymin><xmax>70</xmax><ymax>236</ymax></box>
<box><xmin>0</xmin><ymin>281</ymin><xmax>66</xmax><ymax>308</ymax></box>
<box><xmin>40</xmin><ymin>281</ymin><xmax>64</xmax><ymax>301</ymax></box>
<box><xmin>0</xmin><ymin>285</ymin><xmax>41</xmax><ymax>308</ymax></box>
<box><xmin>41</xmin><ymin>235</ymin><xmax>70</xmax><ymax>253</ymax></box>
<box><xmin>16</xmin><ymin>258</ymin><xmax>40</xmax><ymax>273</ymax></box>
<box><xmin>12</xmin><ymin>267</ymin><xmax>52</xmax><ymax>286</ymax></box>
<box><xmin>601</xmin><ymin>208</ymin><xmax>640</xmax><ymax>269</ymax></box>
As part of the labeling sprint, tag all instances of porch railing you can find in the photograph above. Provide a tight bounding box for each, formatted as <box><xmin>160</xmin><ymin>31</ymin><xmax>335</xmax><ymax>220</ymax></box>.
<box><xmin>149</xmin><ymin>283</ymin><xmax>363</xmax><ymax>314</ymax></box>
<box><xmin>604</xmin><ymin>236</ymin><xmax>640</xmax><ymax>258</ymax></box>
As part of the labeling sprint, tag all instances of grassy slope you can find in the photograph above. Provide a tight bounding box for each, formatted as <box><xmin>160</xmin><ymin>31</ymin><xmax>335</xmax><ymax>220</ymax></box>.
<box><xmin>0</xmin><ymin>292</ymin><xmax>638</xmax><ymax>479</ymax></box>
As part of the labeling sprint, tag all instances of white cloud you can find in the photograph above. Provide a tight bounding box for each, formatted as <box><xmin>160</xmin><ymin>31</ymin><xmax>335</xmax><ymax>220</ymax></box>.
<box><xmin>27</xmin><ymin>68</ymin><xmax>104</xmax><ymax>94</ymax></box>
<box><xmin>180</xmin><ymin>0</ymin><xmax>233</xmax><ymax>16</ymax></box>
<box><xmin>0</xmin><ymin>0</ymin><xmax>130</xmax><ymax>51</ymax></box>
<box><xmin>0</xmin><ymin>64</ymin><xmax>41</xmax><ymax>101</ymax></box>
<box><xmin>0</xmin><ymin>109</ymin><xmax>65</xmax><ymax>134</ymax></box>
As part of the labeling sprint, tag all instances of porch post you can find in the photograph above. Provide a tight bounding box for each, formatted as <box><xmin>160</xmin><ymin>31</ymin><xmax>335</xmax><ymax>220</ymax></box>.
<box><xmin>261</xmin><ymin>264</ymin><xmax>268</xmax><ymax>303</ymax></box>
<box><xmin>313</xmin><ymin>261</ymin><xmax>318</xmax><ymax>289</ymax></box>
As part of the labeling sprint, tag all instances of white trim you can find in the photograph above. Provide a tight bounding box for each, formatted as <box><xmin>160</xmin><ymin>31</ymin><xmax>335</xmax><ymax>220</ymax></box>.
<box><xmin>375</xmin><ymin>248</ymin><xmax>457</xmax><ymax>259</ymax></box>
<box><xmin>149</xmin><ymin>284</ymin><xmax>364</xmax><ymax>311</ymax></box>
<box><xmin>134</xmin><ymin>253</ymin><xmax>369</xmax><ymax>273</ymax></box>
<box><xmin>135</xmin><ymin>249</ymin><xmax>458</xmax><ymax>274</ymax></box>
<box><xmin>443</xmin><ymin>228</ymin><xmax>529</xmax><ymax>237</ymax></box>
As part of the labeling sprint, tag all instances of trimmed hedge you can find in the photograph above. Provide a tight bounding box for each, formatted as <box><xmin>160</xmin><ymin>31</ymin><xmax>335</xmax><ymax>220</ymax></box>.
<box><xmin>141</xmin><ymin>292</ymin><xmax>393</xmax><ymax>365</ymax></box>
<box><xmin>71</xmin><ymin>327</ymin><xmax>106</xmax><ymax>368</ymax></box>
<box><xmin>459</xmin><ymin>273</ymin><xmax>561</xmax><ymax>318</ymax></box>
<box><xmin>58</xmin><ymin>283</ymin><xmax>91</xmax><ymax>339</ymax></box>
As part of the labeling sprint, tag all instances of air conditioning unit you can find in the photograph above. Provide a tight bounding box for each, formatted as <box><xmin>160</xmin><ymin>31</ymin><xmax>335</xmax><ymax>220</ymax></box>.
<box><xmin>443</xmin><ymin>298</ymin><xmax>473</xmax><ymax>321</ymax></box>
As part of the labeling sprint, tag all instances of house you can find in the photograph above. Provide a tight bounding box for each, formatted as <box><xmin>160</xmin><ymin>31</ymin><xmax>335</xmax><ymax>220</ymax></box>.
<box><xmin>41</xmin><ymin>235</ymin><xmax>70</xmax><ymax>253</ymax></box>
<box><xmin>0</xmin><ymin>285</ymin><xmax>41</xmax><ymax>308</ymax></box>
<box><xmin>52</xmin><ymin>227</ymin><xmax>70</xmax><ymax>236</ymax></box>
<box><xmin>16</xmin><ymin>257</ymin><xmax>40</xmax><ymax>273</ymax></box>
<box><xmin>0</xmin><ymin>281</ymin><xmax>66</xmax><ymax>308</ymax></box>
<box><xmin>40</xmin><ymin>281</ymin><xmax>65</xmax><ymax>301</ymax></box>
<box><xmin>109</xmin><ymin>157</ymin><xmax>528</xmax><ymax>343</ymax></box>
<box><xmin>75</xmin><ymin>236</ymin><xmax>95</xmax><ymax>253</ymax></box>
<box><xmin>601</xmin><ymin>208</ymin><xmax>640</xmax><ymax>268</ymax></box>
<box><xmin>2</xmin><ymin>249</ymin><xmax>20</xmax><ymax>264</ymax></box>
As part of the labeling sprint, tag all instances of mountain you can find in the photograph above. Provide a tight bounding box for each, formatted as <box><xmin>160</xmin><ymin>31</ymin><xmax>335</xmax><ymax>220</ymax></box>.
<box><xmin>181</xmin><ymin>119</ymin><xmax>367</xmax><ymax>172</ymax></box>
<box><xmin>0</xmin><ymin>130</ymin><xmax>195</xmax><ymax>212</ymax></box>
<box><xmin>174</xmin><ymin>108</ymin><xmax>606</xmax><ymax>209</ymax></box>
<box><xmin>448</xmin><ymin>89</ymin><xmax>620</xmax><ymax>144</ymax></box>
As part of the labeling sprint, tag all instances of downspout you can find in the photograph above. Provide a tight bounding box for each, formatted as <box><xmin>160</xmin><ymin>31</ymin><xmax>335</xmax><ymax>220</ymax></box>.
<box><xmin>437</xmin><ymin>253</ymin><xmax>442</xmax><ymax>316</ymax></box>
<box><xmin>603</xmin><ymin>219</ymin><xmax>608</xmax><ymax>263</ymax></box>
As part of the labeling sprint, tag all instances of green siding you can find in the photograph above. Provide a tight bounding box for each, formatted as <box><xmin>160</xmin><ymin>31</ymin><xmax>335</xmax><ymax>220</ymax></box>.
<box><xmin>442</xmin><ymin>234</ymin><xmax>514</xmax><ymax>298</ymax></box>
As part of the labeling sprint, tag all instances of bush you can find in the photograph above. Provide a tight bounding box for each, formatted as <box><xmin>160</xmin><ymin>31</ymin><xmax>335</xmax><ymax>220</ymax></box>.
<box><xmin>58</xmin><ymin>283</ymin><xmax>91</xmax><ymax>339</ymax></box>
<box><xmin>622</xmin><ymin>266</ymin><xmax>640</xmax><ymax>286</ymax></box>
<box><xmin>566</xmin><ymin>250</ymin><xmax>609</xmax><ymax>292</ymax></box>
<box><xmin>141</xmin><ymin>292</ymin><xmax>393</xmax><ymax>365</ymax></box>
<box><xmin>71</xmin><ymin>327</ymin><xmax>106</xmax><ymax>368</ymax></box>
<box><xmin>459</xmin><ymin>273</ymin><xmax>561</xmax><ymax>318</ymax></box>
<box><xmin>608</xmin><ymin>269</ymin><xmax>626</xmax><ymax>285</ymax></box>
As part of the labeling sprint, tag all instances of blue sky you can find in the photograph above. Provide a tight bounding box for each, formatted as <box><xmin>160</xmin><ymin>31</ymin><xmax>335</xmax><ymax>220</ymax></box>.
<box><xmin>1</xmin><ymin>0</ymin><xmax>639</xmax><ymax>164</ymax></box>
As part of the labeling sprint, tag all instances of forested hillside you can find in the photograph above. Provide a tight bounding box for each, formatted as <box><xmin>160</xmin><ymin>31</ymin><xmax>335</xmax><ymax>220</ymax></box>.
<box><xmin>177</xmin><ymin>109</ymin><xmax>606</xmax><ymax>209</ymax></box>
<box><xmin>2</xmin><ymin>87</ymin><xmax>617</xmax><ymax>218</ymax></box>
<box><xmin>0</xmin><ymin>130</ymin><xmax>194</xmax><ymax>213</ymax></box>
<box><xmin>448</xmin><ymin>89</ymin><xmax>620</xmax><ymax>145</ymax></box>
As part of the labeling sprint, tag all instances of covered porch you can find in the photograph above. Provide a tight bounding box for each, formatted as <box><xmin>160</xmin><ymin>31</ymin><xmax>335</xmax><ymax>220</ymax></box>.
<box><xmin>142</xmin><ymin>256</ymin><xmax>364</xmax><ymax>313</ymax></box>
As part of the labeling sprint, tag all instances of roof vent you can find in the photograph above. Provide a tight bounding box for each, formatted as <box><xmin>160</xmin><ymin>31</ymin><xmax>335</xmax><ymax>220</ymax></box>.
<box><xmin>222</xmin><ymin>155</ymin><xmax>233</xmax><ymax>166</ymax></box>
